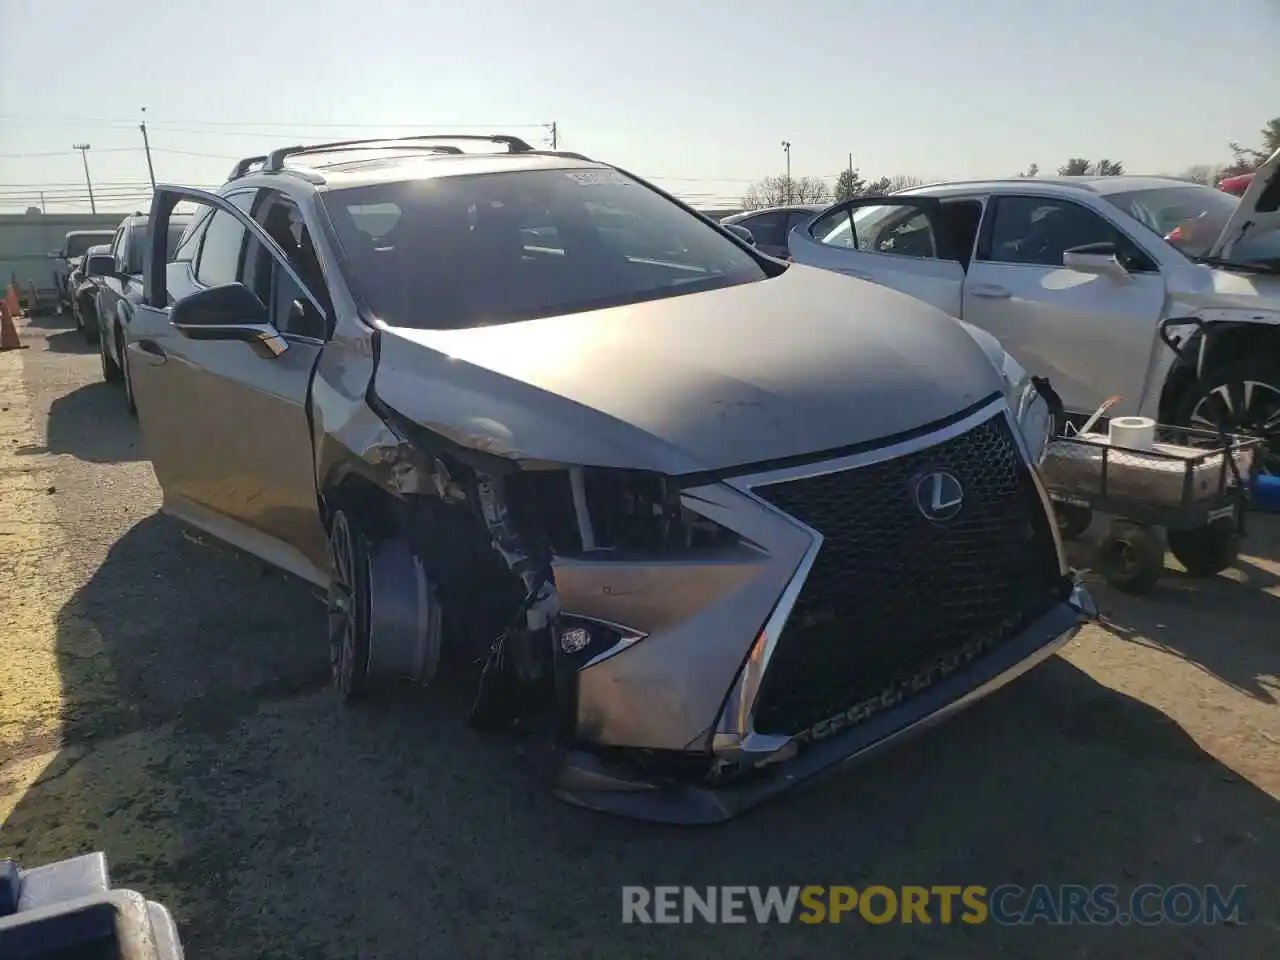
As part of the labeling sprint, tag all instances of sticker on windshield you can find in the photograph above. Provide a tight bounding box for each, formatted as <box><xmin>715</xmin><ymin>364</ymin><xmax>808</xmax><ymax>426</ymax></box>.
<box><xmin>564</xmin><ymin>169</ymin><xmax>629</xmax><ymax>186</ymax></box>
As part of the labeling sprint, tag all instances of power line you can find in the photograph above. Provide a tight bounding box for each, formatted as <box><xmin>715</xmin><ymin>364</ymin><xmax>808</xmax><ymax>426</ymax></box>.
<box><xmin>0</xmin><ymin>114</ymin><xmax>550</xmax><ymax>132</ymax></box>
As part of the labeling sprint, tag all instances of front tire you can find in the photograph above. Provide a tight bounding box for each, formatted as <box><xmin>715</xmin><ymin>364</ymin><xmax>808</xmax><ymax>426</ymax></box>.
<box><xmin>100</xmin><ymin>320</ymin><xmax>122</xmax><ymax>383</ymax></box>
<box><xmin>1172</xmin><ymin>353</ymin><xmax>1280</xmax><ymax>476</ymax></box>
<box><xmin>118</xmin><ymin>326</ymin><xmax>137</xmax><ymax>417</ymax></box>
<box><xmin>328</xmin><ymin>508</ymin><xmax>375</xmax><ymax>702</ymax></box>
<box><xmin>79</xmin><ymin>298</ymin><xmax>100</xmax><ymax>344</ymax></box>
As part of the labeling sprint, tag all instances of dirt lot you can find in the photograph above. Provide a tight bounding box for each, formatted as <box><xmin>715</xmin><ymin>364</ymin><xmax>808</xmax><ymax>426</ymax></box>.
<box><xmin>1</xmin><ymin>315</ymin><xmax>1278</xmax><ymax>959</ymax></box>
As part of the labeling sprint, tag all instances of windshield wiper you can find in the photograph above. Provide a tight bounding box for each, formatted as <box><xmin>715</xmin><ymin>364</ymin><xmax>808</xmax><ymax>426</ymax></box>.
<box><xmin>1191</xmin><ymin>255</ymin><xmax>1280</xmax><ymax>275</ymax></box>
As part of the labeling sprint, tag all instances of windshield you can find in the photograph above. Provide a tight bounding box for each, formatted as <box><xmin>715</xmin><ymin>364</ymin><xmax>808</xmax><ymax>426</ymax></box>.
<box><xmin>1103</xmin><ymin>184</ymin><xmax>1246</xmax><ymax>260</ymax></box>
<box><xmin>64</xmin><ymin>233</ymin><xmax>113</xmax><ymax>258</ymax></box>
<box><xmin>321</xmin><ymin>167</ymin><xmax>769</xmax><ymax>329</ymax></box>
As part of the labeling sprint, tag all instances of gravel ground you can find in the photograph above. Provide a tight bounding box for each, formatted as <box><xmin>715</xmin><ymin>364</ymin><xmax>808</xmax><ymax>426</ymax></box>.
<box><xmin>1</xmin><ymin>314</ymin><xmax>1277</xmax><ymax>959</ymax></box>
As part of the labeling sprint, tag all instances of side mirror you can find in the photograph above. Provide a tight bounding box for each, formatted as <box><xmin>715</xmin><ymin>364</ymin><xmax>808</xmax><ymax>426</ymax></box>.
<box><xmin>1063</xmin><ymin>242</ymin><xmax>1130</xmax><ymax>281</ymax></box>
<box><xmin>170</xmin><ymin>282</ymin><xmax>288</xmax><ymax>359</ymax></box>
<box><xmin>724</xmin><ymin>223</ymin><xmax>756</xmax><ymax>246</ymax></box>
<box><xmin>85</xmin><ymin>254</ymin><xmax>115</xmax><ymax>279</ymax></box>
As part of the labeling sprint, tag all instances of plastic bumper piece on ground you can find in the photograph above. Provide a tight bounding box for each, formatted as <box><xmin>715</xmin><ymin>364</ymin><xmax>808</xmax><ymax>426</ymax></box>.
<box><xmin>556</xmin><ymin>585</ymin><xmax>1095</xmax><ymax>824</ymax></box>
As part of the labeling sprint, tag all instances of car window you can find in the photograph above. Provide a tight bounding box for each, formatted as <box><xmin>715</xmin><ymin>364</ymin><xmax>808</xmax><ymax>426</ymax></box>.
<box><xmin>171</xmin><ymin>210</ymin><xmax>212</xmax><ymax>263</ymax></box>
<box><xmin>244</xmin><ymin>190</ymin><xmax>331</xmax><ymax>339</ymax></box>
<box><xmin>65</xmin><ymin>234</ymin><xmax>111</xmax><ymax>259</ymax></box>
<box><xmin>195</xmin><ymin>211</ymin><xmax>247</xmax><ymax>287</ymax></box>
<box><xmin>786</xmin><ymin>209</ymin><xmax>817</xmax><ymax>237</ymax></box>
<box><xmin>984</xmin><ymin>196</ymin><xmax>1154</xmax><ymax>270</ymax></box>
<box><xmin>738</xmin><ymin>211</ymin><xmax>788</xmax><ymax>247</ymax></box>
<box><xmin>1102</xmin><ymin>184</ymin><xmax>1238</xmax><ymax>260</ymax></box>
<box><xmin>321</xmin><ymin>167</ymin><xmax>770</xmax><ymax>330</ymax></box>
<box><xmin>810</xmin><ymin>202</ymin><xmax>941</xmax><ymax>258</ymax></box>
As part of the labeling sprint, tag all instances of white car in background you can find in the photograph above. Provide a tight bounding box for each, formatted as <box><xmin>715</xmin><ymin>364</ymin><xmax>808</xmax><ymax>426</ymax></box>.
<box><xmin>788</xmin><ymin>150</ymin><xmax>1280</xmax><ymax>473</ymax></box>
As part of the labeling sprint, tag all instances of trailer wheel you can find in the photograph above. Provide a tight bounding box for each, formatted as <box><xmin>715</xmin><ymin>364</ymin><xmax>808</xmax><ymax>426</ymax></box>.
<box><xmin>1167</xmin><ymin>519</ymin><xmax>1240</xmax><ymax>577</ymax></box>
<box><xmin>1097</xmin><ymin>519</ymin><xmax>1164</xmax><ymax>594</ymax></box>
<box><xmin>1054</xmin><ymin>502</ymin><xmax>1093</xmax><ymax>541</ymax></box>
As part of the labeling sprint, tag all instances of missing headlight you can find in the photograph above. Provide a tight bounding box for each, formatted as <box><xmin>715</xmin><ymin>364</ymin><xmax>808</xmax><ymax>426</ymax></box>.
<box><xmin>507</xmin><ymin>468</ymin><xmax>741</xmax><ymax>555</ymax></box>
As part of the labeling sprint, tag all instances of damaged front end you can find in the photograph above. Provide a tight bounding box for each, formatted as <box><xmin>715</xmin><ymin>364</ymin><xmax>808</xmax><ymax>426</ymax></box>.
<box><xmin>334</xmin><ymin>387</ymin><xmax>1089</xmax><ymax>825</ymax></box>
<box><xmin>331</xmin><ymin>393</ymin><xmax>778</xmax><ymax>761</ymax></box>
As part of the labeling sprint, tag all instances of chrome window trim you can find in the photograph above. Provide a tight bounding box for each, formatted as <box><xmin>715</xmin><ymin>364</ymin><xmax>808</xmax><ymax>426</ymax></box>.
<box><xmin>712</xmin><ymin>395</ymin><xmax>1060</xmax><ymax>761</ymax></box>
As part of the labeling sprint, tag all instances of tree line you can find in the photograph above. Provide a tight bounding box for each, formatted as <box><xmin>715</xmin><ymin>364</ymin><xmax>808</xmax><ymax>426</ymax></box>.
<box><xmin>740</xmin><ymin>115</ymin><xmax>1279</xmax><ymax>211</ymax></box>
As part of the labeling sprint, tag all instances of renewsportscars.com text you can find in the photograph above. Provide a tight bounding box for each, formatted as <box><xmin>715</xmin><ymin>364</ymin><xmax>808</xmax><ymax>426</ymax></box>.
<box><xmin>621</xmin><ymin>884</ymin><xmax>1248</xmax><ymax>926</ymax></box>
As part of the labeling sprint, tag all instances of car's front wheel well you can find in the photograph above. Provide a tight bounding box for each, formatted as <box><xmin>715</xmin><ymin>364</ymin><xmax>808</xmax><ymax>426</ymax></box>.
<box><xmin>1159</xmin><ymin>322</ymin><xmax>1280</xmax><ymax>421</ymax></box>
<box><xmin>319</xmin><ymin>468</ymin><xmax>527</xmax><ymax>660</ymax></box>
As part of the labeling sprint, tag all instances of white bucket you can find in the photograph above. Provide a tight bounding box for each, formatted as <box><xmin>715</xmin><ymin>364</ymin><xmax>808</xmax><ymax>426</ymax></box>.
<box><xmin>1108</xmin><ymin>416</ymin><xmax>1156</xmax><ymax>450</ymax></box>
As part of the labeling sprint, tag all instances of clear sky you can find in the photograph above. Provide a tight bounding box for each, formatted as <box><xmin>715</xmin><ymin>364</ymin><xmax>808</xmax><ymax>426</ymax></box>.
<box><xmin>2</xmin><ymin>0</ymin><xmax>1277</xmax><ymax>212</ymax></box>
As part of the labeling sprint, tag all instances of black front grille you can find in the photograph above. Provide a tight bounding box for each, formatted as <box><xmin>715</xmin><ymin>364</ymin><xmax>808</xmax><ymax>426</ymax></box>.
<box><xmin>751</xmin><ymin>412</ymin><xmax>1066</xmax><ymax>737</ymax></box>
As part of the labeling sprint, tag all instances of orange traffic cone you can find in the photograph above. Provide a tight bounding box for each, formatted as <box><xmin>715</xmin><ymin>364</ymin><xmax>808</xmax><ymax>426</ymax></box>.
<box><xmin>4</xmin><ymin>283</ymin><xmax>19</xmax><ymax>319</ymax></box>
<box><xmin>0</xmin><ymin>301</ymin><xmax>23</xmax><ymax>351</ymax></box>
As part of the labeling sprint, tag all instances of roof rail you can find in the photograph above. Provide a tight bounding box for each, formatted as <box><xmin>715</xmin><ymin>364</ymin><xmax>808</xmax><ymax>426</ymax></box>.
<box><xmin>260</xmin><ymin>133</ymin><xmax>536</xmax><ymax>173</ymax></box>
<box><xmin>228</xmin><ymin>155</ymin><xmax>268</xmax><ymax>181</ymax></box>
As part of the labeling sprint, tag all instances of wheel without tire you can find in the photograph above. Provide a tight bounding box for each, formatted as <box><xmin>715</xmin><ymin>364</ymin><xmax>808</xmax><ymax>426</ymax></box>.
<box><xmin>100</xmin><ymin>321</ymin><xmax>122</xmax><ymax>383</ymax></box>
<box><xmin>1097</xmin><ymin>519</ymin><xmax>1164</xmax><ymax>594</ymax></box>
<box><xmin>328</xmin><ymin>508</ymin><xmax>375</xmax><ymax>702</ymax></box>
<box><xmin>1054</xmin><ymin>502</ymin><xmax>1093</xmax><ymax>541</ymax></box>
<box><xmin>1172</xmin><ymin>351</ymin><xmax>1280</xmax><ymax>476</ymax></box>
<box><xmin>1167</xmin><ymin>519</ymin><xmax>1240</xmax><ymax>577</ymax></box>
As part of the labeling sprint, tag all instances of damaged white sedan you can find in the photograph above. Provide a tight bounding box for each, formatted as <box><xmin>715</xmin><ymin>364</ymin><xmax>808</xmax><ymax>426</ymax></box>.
<box><xmin>126</xmin><ymin>134</ymin><xmax>1092</xmax><ymax>823</ymax></box>
<box><xmin>789</xmin><ymin>149</ymin><xmax>1280</xmax><ymax>474</ymax></box>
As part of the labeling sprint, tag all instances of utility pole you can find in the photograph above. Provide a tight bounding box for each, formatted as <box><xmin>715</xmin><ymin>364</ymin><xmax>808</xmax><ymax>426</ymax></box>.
<box><xmin>781</xmin><ymin>141</ymin><xmax>792</xmax><ymax>203</ymax></box>
<box><xmin>547</xmin><ymin>121</ymin><xmax>558</xmax><ymax>150</ymax></box>
<box><xmin>39</xmin><ymin>191</ymin><xmax>46</xmax><ymax>214</ymax></box>
<box><xmin>73</xmin><ymin>143</ymin><xmax>96</xmax><ymax>214</ymax></box>
<box><xmin>140</xmin><ymin>106</ymin><xmax>156</xmax><ymax>189</ymax></box>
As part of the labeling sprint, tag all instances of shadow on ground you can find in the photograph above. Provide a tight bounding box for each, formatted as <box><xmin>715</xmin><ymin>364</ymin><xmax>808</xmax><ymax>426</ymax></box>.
<box><xmin>26</xmin><ymin>382</ymin><xmax>147</xmax><ymax>463</ymax></box>
<box><xmin>22</xmin><ymin>311</ymin><xmax>76</xmax><ymax>331</ymax></box>
<box><xmin>3</xmin><ymin>513</ymin><xmax>1278</xmax><ymax>959</ymax></box>
<box><xmin>44</xmin><ymin>330</ymin><xmax>96</xmax><ymax>355</ymax></box>
<box><xmin>1065</xmin><ymin>514</ymin><xmax>1280</xmax><ymax>704</ymax></box>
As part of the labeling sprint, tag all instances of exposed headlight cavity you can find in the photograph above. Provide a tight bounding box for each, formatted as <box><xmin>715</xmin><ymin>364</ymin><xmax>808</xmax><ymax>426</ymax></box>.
<box><xmin>507</xmin><ymin>467</ymin><xmax>741</xmax><ymax>555</ymax></box>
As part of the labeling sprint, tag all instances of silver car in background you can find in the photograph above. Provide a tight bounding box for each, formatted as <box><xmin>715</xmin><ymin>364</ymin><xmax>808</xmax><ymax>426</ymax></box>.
<box><xmin>129</xmin><ymin>134</ymin><xmax>1092</xmax><ymax>823</ymax></box>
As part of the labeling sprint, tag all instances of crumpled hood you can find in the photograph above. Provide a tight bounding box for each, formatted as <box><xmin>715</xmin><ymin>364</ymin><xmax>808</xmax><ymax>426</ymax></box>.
<box><xmin>372</xmin><ymin>264</ymin><xmax>1006</xmax><ymax>474</ymax></box>
<box><xmin>1208</xmin><ymin>146</ymin><xmax>1280</xmax><ymax>263</ymax></box>
<box><xmin>1168</xmin><ymin>265</ymin><xmax>1280</xmax><ymax>320</ymax></box>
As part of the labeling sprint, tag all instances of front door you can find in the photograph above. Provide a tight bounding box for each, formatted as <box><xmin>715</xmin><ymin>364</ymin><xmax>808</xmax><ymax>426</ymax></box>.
<box><xmin>962</xmin><ymin>194</ymin><xmax>1168</xmax><ymax>416</ymax></box>
<box><xmin>130</xmin><ymin>187</ymin><xmax>332</xmax><ymax>583</ymax></box>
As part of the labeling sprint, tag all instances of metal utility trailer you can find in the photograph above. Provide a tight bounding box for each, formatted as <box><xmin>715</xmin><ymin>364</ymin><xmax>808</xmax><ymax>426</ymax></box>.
<box><xmin>1044</xmin><ymin>424</ymin><xmax>1262</xmax><ymax>594</ymax></box>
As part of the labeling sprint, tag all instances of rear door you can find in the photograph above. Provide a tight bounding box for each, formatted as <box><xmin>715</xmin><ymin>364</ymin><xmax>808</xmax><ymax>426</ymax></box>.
<box><xmin>788</xmin><ymin>196</ymin><xmax>965</xmax><ymax>316</ymax></box>
<box><xmin>963</xmin><ymin>193</ymin><xmax>1168</xmax><ymax>415</ymax></box>
<box><xmin>130</xmin><ymin>186</ymin><xmax>332</xmax><ymax>582</ymax></box>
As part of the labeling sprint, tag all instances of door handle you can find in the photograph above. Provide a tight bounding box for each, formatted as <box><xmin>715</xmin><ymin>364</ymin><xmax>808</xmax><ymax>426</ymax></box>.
<box><xmin>969</xmin><ymin>284</ymin><xmax>1012</xmax><ymax>299</ymax></box>
<box><xmin>135</xmin><ymin>339</ymin><xmax>167</xmax><ymax>365</ymax></box>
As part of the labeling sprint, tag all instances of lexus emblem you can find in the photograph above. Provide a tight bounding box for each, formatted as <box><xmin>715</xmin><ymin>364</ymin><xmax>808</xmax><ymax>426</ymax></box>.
<box><xmin>914</xmin><ymin>471</ymin><xmax>964</xmax><ymax>522</ymax></box>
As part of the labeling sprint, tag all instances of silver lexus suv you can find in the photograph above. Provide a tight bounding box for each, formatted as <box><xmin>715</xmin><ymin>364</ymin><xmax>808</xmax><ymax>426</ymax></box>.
<box><xmin>128</xmin><ymin>134</ymin><xmax>1093</xmax><ymax>823</ymax></box>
